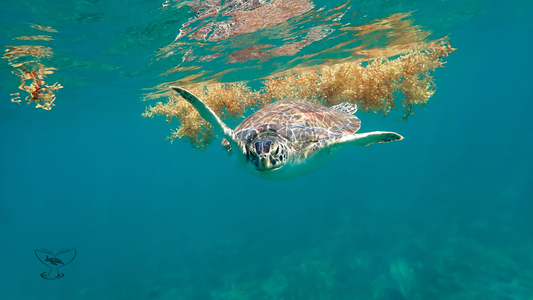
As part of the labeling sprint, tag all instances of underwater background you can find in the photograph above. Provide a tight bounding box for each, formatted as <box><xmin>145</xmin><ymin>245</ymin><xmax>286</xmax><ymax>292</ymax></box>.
<box><xmin>1</xmin><ymin>0</ymin><xmax>532</xmax><ymax>299</ymax></box>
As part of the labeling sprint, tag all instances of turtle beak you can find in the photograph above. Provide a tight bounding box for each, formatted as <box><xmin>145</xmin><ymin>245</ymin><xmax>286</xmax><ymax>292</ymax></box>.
<box><xmin>258</xmin><ymin>155</ymin><xmax>273</xmax><ymax>170</ymax></box>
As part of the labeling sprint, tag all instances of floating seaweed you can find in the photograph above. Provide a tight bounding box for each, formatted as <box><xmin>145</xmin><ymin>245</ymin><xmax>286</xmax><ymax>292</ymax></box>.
<box><xmin>143</xmin><ymin>39</ymin><xmax>455</xmax><ymax>149</ymax></box>
<box><xmin>3</xmin><ymin>24</ymin><xmax>62</xmax><ymax>110</ymax></box>
<box><xmin>3</xmin><ymin>46</ymin><xmax>63</xmax><ymax>110</ymax></box>
<box><xmin>261</xmin><ymin>39</ymin><xmax>456</xmax><ymax>117</ymax></box>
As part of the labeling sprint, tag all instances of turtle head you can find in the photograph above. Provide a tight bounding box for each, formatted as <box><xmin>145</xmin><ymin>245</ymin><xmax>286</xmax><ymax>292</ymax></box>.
<box><xmin>247</xmin><ymin>136</ymin><xmax>288</xmax><ymax>171</ymax></box>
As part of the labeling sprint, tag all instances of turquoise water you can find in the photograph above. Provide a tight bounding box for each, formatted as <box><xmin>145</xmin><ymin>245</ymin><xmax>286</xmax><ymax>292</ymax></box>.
<box><xmin>1</xmin><ymin>0</ymin><xmax>532</xmax><ymax>299</ymax></box>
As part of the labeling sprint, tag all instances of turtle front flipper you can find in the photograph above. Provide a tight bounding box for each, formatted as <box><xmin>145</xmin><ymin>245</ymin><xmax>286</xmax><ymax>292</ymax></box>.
<box><xmin>333</xmin><ymin>131</ymin><xmax>403</xmax><ymax>147</ymax></box>
<box><xmin>170</xmin><ymin>86</ymin><xmax>244</xmax><ymax>153</ymax></box>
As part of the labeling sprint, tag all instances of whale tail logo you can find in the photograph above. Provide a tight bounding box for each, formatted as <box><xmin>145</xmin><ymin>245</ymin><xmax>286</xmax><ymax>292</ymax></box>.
<box><xmin>35</xmin><ymin>248</ymin><xmax>76</xmax><ymax>280</ymax></box>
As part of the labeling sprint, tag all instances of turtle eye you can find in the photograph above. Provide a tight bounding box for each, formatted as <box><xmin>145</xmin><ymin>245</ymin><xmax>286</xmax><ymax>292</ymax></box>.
<box><xmin>249</xmin><ymin>150</ymin><xmax>257</xmax><ymax>158</ymax></box>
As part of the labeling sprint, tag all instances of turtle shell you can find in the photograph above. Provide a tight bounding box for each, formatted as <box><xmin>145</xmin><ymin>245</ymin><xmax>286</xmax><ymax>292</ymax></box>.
<box><xmin>234</xmin><ymin>98</ymin><xmax>361</xmax><ymax>154</ymax></box>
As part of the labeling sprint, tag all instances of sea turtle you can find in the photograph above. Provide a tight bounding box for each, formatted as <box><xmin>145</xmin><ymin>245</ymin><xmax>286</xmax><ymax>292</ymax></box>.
<box><xmin>45</xmin><ymin>255</ymin><xmax>64</xmax><ymax>266</ymax></box>
<box><xmin>171</xmin><ymin>86</ymin><xmax>403</xmax><ymax>180</ymax></box>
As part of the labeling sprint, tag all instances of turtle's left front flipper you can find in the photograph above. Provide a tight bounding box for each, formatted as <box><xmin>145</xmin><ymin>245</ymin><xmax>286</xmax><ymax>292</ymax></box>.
<box><xmin>170</xmin><ymin>86</ymin><xmax>243</xmax><ymax>151</ymax></box>
<box><xmin>334</xmin><ymin>131</ymin><xmax>403</xmax><ymax>147</ymax></box>
<box><xmin>171</xmin><ymin>86</ymin><xmax>230</xmax><ymax>136</ymax></box>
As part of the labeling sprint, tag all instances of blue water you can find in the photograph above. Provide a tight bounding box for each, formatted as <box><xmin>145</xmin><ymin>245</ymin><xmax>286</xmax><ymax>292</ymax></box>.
<box><xmin>1</xmin><ymin>0</ymin><xmax>532</xmax><ymax>299</ymax></box>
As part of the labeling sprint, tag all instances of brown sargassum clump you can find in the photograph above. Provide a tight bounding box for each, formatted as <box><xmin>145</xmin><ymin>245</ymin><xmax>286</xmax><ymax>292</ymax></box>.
<box><xmin>3</xmin><ymin>46</ymin><xmax>63</xmax><ymax>110</ymax></box>
<box><xmin>143</xmin><ymin>40</ymin><xmax>456</xmax><ymax>150</ymax></box>
<box><xmin>3</xmin><ymin>24</ymin><xmax>62</xmax><ymax>110</ymax></box>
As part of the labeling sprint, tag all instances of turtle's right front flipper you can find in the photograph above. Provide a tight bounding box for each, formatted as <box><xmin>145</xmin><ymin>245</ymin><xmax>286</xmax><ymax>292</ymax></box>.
<box><xmin>332</xmin><ymin>131</ymin><xmax>403</xmax><ymax>147</ymax></box>
<box><xmin>170</xmin><ymin>86</ymin><xmax>243</xmax><ymax>152</ymax></box>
